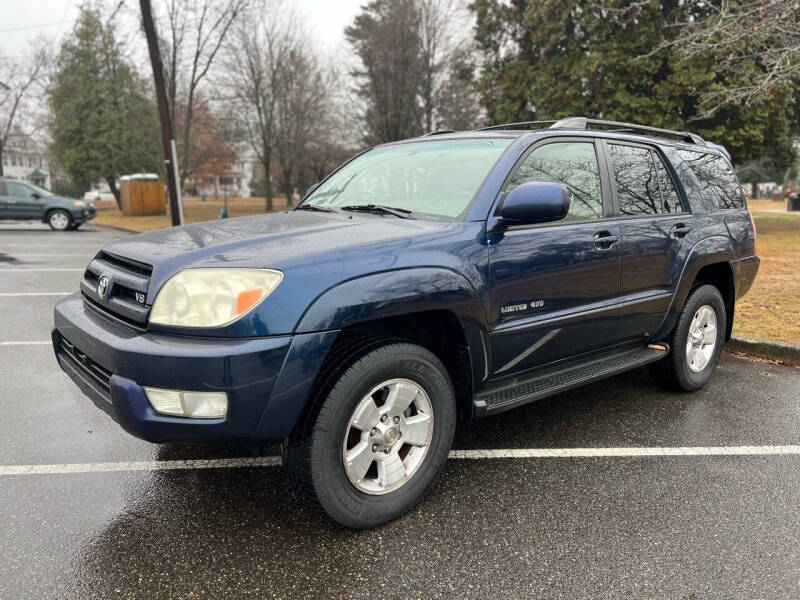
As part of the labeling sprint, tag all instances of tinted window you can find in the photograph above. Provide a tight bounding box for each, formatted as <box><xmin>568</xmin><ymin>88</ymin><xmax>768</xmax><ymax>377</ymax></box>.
<box><xmin>653</xmin><ymin>153</ymin><xmax>682</xmax><ymax>213</ymax></box>
<box><xmin>608</xmin><ymin>144</ymin><xmax>662</xmax><ymax>216</ymax></box>
<box><xmin>4</xmin><ymin>182</ymin><xmax>35</xmax><ymax>198</ymax></box>
<box><xmin>677</xmin><ymin>150</ymin><xmax>744</xmax><ymax>209</ymax></box>
<box><xmin>506</xmin><ymin>142</ymin><xmax>603</xmax><ymax>220</ymax></box>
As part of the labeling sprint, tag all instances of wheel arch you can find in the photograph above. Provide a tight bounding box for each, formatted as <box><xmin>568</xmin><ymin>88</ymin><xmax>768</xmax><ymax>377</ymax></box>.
<box><xmin>651</xmin><ymin>235</ymin><xmax>737</xmax><ymax>341</ymax></box>
<box><xmin>295</xmin><ymin>268</ymin><xmax>491</xmax><ymax>421</ymax></box>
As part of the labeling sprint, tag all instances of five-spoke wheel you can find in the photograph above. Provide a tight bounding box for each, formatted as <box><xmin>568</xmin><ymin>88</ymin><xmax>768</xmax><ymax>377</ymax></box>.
<box><xmin>284</xmin><ymin>340</ymin><xmax>456</xmax><ymax>528</ymax></box>
<box><xmin>343</xmin><ymin>378</ymin><xmax>434</xmax><ymax>494</ymax></box>
<box><xmin>685</xmin><ymin>305</ymin><xmax>718</xmax><ymax>373</ymax></box>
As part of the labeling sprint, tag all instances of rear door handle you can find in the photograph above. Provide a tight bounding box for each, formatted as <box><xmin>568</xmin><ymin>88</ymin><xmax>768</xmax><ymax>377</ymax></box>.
<box><xmin>671</xmin><ymin>223</ymin><xmax>692</xmax><ymax>239</ymax></box>
<box><xmin>593</xmin><ymin>231</ymin><xmax>619</xmax><ymax>250</ymax></box>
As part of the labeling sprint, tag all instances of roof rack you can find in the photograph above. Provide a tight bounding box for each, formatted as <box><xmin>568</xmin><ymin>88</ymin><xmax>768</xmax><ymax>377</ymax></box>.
<box><xmin>478</xmin><ymin>120</ymin><xmax>556</xmax><ymax>131</ymax></box>
<box><xmin>552</xmin><ymin>116</ymin><xmax>705</xmax><ymax>145</ymax></box>
<box><xmin>420</xmin><ymin>129</ymin><xmax>456</xmax><ymax>137</ymax></box>
<box><xmin>477</xmin><ymin>116</ymin><xmax>704</xmax><ymax>145</ymax></box>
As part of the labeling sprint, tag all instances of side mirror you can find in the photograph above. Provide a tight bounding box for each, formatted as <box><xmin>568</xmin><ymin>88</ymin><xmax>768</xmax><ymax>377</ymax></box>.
<box><xmin>498</xmin><ymin>182</ymin><xmax>570</xmax><ymax>225</ymax></box>
<box><xmin>31</xmin><ymin>192</ymin><xmax>41</xmax><ymax>200</ymax></box>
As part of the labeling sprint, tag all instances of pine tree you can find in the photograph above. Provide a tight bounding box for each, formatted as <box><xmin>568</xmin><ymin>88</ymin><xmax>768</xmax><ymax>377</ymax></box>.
<box><xmin>49</xmin><ymin>7</ymin><xmax>162</xmax><ymax>207</ymax></box>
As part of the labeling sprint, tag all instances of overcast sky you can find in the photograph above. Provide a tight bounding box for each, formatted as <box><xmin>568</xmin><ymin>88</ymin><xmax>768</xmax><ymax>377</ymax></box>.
<box><xmin>0</xmin><ymin>0</ymin><xmax>364</xmax><ymax>57</ymax></box>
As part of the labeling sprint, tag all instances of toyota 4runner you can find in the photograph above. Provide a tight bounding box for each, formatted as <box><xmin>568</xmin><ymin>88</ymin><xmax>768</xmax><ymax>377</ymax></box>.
<box><xmin>52</xmin><ymin>117</ymin><xmax>759</xmax><ymax>528</ymax></box>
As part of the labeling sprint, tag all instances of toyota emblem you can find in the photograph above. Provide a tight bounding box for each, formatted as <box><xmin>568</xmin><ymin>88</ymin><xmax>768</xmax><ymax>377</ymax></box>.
<box><xmin>97</xmin><ymin>276</ymin><xmax>110</xmax><ymax>299</ymax></box>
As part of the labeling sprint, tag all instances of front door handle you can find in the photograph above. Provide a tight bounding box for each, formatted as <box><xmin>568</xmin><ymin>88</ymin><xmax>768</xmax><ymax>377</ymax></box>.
<box><xmin>671</xmin><ymin>223</ymin><xmax>692</xmax><ymax>239</ymax></box>
<box><xmin>593</xmin><ymin>231</ymin><xmax>619</xmax><ymax>250</ymax></box>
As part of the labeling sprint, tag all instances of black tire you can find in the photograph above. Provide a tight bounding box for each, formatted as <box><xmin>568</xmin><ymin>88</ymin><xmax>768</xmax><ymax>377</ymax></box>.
<box><xmin>284</xmin><ymin>339</ymin><xmax>456</xmax><ymax>529</ymax></box>
<box><xmin>47</xmin><ymin>209</ymin><xmax>72</xmax><ymax>231</ymax></box>
<box><xmin>648</xmin><ymin>284</ymin><xmax>726</xmax><ymax>392</ymax></box>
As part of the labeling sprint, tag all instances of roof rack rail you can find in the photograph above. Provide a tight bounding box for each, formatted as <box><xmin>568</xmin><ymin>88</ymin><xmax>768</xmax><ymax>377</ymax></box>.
<box><xmin>550</xmin><ymin>116</ymin><xmax>705</xmax><ymax>145</ymax></box>
<box><xmin>421</xmin><ymin>129</ymin><xmax>456</xmax><ymax>137</ymax></box>
<box><xmin>478</xmin><ymin>121</ymin><xmax>556</xmax><ymax>131</ymax></box>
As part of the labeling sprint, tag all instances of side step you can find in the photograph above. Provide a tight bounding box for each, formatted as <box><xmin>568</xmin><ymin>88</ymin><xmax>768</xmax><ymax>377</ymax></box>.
<box><xmin>473</xmin><ymin>344</ymin><xmax>669</xmax><ymax>417</ymax></box>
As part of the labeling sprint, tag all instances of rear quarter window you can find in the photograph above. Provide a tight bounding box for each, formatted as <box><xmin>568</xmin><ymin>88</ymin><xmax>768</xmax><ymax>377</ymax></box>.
<box><xmin>677</xmin><ymin>150</ymin><xmax>745</xmax><ymax>210</ymax></box>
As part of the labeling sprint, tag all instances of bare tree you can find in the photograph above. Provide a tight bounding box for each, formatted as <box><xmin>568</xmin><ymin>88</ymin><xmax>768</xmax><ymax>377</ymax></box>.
<box><xmin>273</xmin><ymin>47</ymin><xmax>336</xmax><ymax>206</ymax></box>
<box><xmin>642</xmin><ymin>0</ymin><xmax>800</xmax><ymax>117</ymax></box>
<box><xmin>156</xmin><ymin>0</ymin><xmax>245</xmax><ymax>187</ymax></box>
<box><xmin>418</xmin><ymin>0</ymin><xmax>456</xmax><ymax>132</ymax></box>
<box><xmin>220</xmin><ymin>0</ymin><xmax>297</xmax><ymax>210</ymax></box>
<box><xmin>0</xmin><ymin>43</ymin><xmax>50</xmax><ymax>177</ymax></box>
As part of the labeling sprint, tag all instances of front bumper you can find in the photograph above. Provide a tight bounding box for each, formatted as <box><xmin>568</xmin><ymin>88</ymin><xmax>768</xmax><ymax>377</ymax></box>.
<box><xmin>53</xmin><ymin>293</ymin><xmax>338</xmax><ymax>444</ymax></box>
<box><xmin>73</xmin><ymin>207</ymin><xmax>96</xmax><ymax>223</ymax></box>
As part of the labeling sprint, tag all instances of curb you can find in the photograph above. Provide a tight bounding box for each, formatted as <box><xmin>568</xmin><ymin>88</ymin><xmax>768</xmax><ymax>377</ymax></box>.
<box><xmin>90</xmin><ymin>222</ymin><xmax>143</xmax><ymax>235</ymax></box>
<box><xmin>726</xmin><ymin>336</ymin><xmax>800</xmax><ymax>365</ymax></box>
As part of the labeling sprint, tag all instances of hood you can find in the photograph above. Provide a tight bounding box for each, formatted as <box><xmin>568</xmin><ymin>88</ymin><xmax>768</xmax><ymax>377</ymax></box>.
<box><xmin>101</xmin><ymin>210</ymin><xmax>448</xmax><ymax>284</ymax></box>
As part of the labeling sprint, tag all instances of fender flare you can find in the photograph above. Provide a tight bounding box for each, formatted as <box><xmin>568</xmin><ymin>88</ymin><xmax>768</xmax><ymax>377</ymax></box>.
<box><xmin>651</xmin><ymin>235</ymin><xmax>737</xmax><ymax>340</ymax></box>
<box><xmin>295</xmin><ymin>267</ymin><xmax>491</xmax><ymax>388</ymax></box>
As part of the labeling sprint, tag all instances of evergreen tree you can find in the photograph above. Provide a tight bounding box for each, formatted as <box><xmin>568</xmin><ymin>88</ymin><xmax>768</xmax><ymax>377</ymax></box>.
<box><xmin>49</xmin><ymin>7</ymin><xmax>162</xmax><ymax>207</ymax></box>
<box><xmin>470</xmin><ymin>0</ymin><xmax>796</xmax><ymax>167</ymax></box>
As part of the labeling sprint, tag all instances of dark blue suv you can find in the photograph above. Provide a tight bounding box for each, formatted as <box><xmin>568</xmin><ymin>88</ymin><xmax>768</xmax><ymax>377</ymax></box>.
<box><xmin>53</xmin><ymin>117</ymin><xmax>759</xmax><ymax>528</ymax></box>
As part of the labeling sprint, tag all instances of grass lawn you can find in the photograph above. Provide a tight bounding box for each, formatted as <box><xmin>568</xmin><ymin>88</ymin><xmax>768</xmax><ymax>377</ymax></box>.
<box><xmin>93</xmin><ymin>195</ymin><xmax>292</xmax><ymax>231</ymax></box>
<box><xmin>94</xmin><ymin>195</ymin><xmax>799</xmax><ymax>345</ymax></box>
<box><xmin>733</xmin><ymin>199</ymin><xmax>800</xmax><ymax>345</ymax></box>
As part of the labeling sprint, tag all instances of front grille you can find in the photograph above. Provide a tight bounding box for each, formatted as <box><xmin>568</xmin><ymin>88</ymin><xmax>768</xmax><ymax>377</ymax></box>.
<box><xmin>60</xmin><ymin>337</ymin><xmax>112</xmax><ymax>394</ymax></box>
<box><xmin>80</xmin><ymin>251</ymin><xmax>153</xmax><ymax>328</ymax></box>
<box><xmin>96</xmin><ymin>251</ymin><xmax>153</xmax><ymax>278</ymax></box>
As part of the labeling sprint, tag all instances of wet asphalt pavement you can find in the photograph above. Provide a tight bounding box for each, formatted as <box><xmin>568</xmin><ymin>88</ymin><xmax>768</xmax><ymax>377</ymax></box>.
<box><xmin>1</xmin><ymin>222</ymin><xmax>799</xmax><ymax>599</ymax></box>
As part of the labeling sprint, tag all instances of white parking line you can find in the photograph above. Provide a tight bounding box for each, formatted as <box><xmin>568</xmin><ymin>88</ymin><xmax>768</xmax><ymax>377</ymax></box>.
<box><xmin>2</xmin><ymin>445</ymin><xmax>799</xmax><ymax>476</ymax></box>
<box><xmin>0</xmin><ymin>292</ymin><xmax>71</xmax><ymax>297</ymax></box>
<box><xmin>0</xmin><ymin>341</ymin><xmax>51</xmax><ymax>346</ymax></box>
<box><xmin>0</xmin><ymin>268</ymin><xmax>84</xmax><ymax>272</ymax></box>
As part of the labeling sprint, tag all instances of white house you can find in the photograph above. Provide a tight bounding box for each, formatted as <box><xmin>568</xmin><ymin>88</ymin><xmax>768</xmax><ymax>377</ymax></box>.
<box><xmin>1</xmin><ymin>137</ymin><xmax>51</xmax><ymax>188</ymax></box>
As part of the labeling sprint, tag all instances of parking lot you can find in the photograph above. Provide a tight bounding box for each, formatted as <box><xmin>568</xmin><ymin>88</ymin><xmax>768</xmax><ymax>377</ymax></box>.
<box><xmin>1</xmin><ymin>221</ymin><xmax>799</xmax><ymax>599</ymax></box>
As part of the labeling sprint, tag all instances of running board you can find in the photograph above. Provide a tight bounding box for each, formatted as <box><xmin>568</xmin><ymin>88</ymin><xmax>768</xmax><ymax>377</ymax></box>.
<box><xmin>473</xmin><ymin>344</ymin><xmax>669</xmax><ymax>417</ymax></box>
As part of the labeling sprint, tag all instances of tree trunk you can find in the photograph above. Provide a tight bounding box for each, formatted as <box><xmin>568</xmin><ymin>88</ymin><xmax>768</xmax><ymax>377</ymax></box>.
<box><xmin>264</xmin><ymin>158</ymin><xmax>274</xmax><ymax>212</ymax></box>
<box><xmin>106</xmin><ymin>176</ymin><xmax>122</xmax><ymax>210</ymax></box>
<box><xmin>751</xmin><ymin>182</ymin><xmax>758</xmax><ymax>199</ymax></box>
<box><xmin>0</xmin><ymin>143</ymin><xmax>4</xmax><ymax>177</ymax></box>
<box><xmin>283</xmin><ymin>167</ymin><xmax>293</xmax><ymax>207</ymax></box>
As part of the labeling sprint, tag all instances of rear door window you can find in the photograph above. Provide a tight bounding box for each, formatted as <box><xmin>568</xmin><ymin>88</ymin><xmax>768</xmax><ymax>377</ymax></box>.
<box><xmin>608</xmin><ymin>144</ymin><xmax>662</xmax><ymax>216</ymax></box>
<box><xmin>677</xmin><ymin>150</ymin><xmax>744</xmax><ymax>209</ymax></box>
<box><xmin>506</xmin><ymin>141</ymin><xmax>604</xmax><ymax>221</ymax></box>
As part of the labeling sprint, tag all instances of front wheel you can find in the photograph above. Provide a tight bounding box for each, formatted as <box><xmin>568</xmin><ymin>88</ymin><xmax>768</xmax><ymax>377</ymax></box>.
<box><xmin>284</xmin><ymin>340</ymin><xmax>456</xmax><ymax>528</ymax></box>
<box><xmin>649</xmin><ymin>284</ymin><xmax>726</xmax><ymax>391</ymax></box>
<box><xmin>47</xmin><ymin>210</ymin><xmax>72</xmax><ymax>231</ymax></box>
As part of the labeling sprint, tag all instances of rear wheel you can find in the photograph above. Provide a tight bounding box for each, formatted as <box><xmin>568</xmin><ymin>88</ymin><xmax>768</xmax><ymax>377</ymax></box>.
<box><xmin>648</xmin><ymin>284</ymin><xmax>726</xmax><ymax>391</ymax></box>
<box><xmin>47</xmin><ymin>210</ymin><xmax>71</xmax><ymax>231</ymax></box>
<box><xmin>284</xmin><ymin>340</ymin><xmax>456</xmax><ymax>528</ymax></box>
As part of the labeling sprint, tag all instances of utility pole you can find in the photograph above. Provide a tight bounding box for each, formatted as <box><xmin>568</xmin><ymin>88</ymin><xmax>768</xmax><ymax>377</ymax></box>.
<box><xmin>140</xmin><ymin>0</ymin><xmax>184</xmax><ymax>226</ymax></box>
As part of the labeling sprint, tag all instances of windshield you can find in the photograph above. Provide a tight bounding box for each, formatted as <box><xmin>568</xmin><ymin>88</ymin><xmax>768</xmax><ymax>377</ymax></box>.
<box><xmin>27</xmin><ymin>183</ymin><xmax>54</xmax><ymax>197</ymax></box>
<box><xmin>302</xmin><ymin>138</ymin><xmax>511</xmax><ymax>219</ymax></box>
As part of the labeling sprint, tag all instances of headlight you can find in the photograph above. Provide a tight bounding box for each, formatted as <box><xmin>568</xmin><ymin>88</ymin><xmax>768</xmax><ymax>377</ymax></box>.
<box><xmin>73</xmin><ymin>200</ymin><xmax>87</xmax><ymax>207</ymax></box>
<box><xmin>149</xmin><ymin>268</ymin><xmax>283</xmax><ymax>328</ymax></box>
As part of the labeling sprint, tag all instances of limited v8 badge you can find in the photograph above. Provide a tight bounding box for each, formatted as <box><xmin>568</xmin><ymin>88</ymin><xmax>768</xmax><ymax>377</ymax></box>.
<box><xmin>500</xmin><ymin>299</ymin><xmax>545</xmax><ymax>316</ymax></box>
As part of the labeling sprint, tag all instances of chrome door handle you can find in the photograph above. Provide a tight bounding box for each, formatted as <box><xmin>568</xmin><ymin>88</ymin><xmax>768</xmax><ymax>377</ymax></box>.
<box><xmin>671</xmin><ymin>224</ymin><xmax>692</xmax><ymax>239</ymax></box>
<box><xmin>593</xmin><ymin>232</ymin><xmax>619</xmax><ymax>250</ymax></box>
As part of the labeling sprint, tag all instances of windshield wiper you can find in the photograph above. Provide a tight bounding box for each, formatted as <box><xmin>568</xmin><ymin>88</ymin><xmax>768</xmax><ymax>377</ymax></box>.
<box><xmin>295</xmin><ymin>204</ymin><xmax>336</xmax><ymax>213</ymax></box>
<box><xmin>339</xmin><ymin>204</ymin><xmax>412</xmax><ymax>219</ymax></box>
